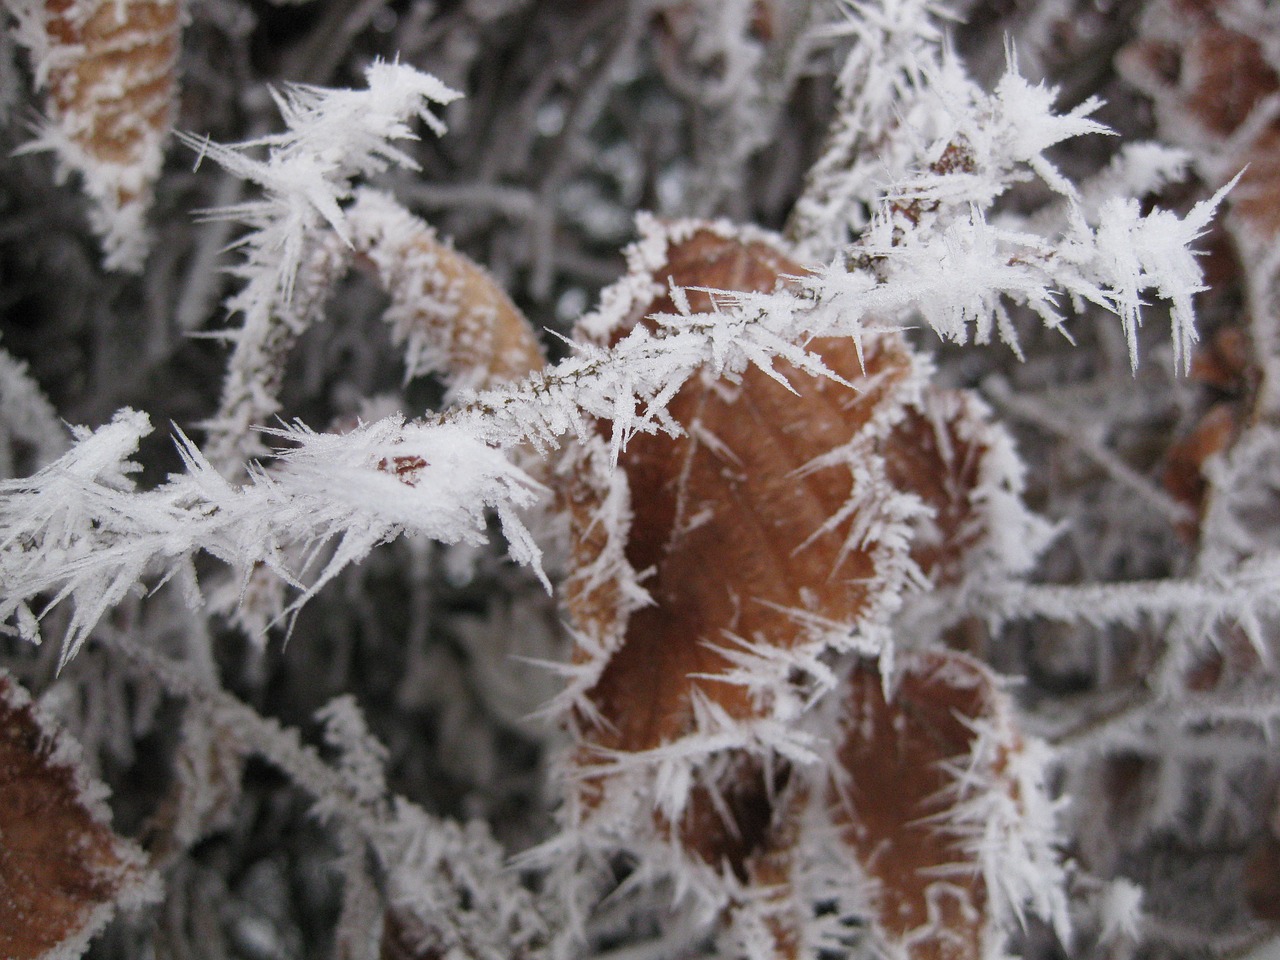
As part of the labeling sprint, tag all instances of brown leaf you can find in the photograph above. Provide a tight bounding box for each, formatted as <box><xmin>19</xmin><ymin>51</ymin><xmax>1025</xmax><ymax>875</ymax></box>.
<box><xmin>1118</xmin><ymin>3</ymin><xmax>1280</xmax><ymax>240</ymax></box>
<box><xmin>35</xmin><ymin>0</ymin><xmax>181</xmax><ymax>270</ymax></box>
<box><xmin>0</xmin><ymin>670</ymin><xmax>156</xmax><ymax>960</ymax></box>
<box><xmin>569</xmin><ymin>222</ymin><xmax>922</xmax><ymax>755</ymax></box>
<box><xmin>884</xmin><ymin>389</ymin><xmax>1010</xmax><ymax>588</ymax></box>
<box><xmin>559</xmin><ymin>222</ymin><xmax>926</xmax><ymax>924</ymax></box>
<box><xmin>582</xmin><ymin>331</ymin><xmax>917</xmax><ymax>751</ymax></box>
<box><xmin>828</xmin><ymin>650</ymin><xmax>1015</xmax><ymax>960</ymax></box>
<box><xmin>1162</xmin><ymin>401</ymin><xmax>1240</xmax><ymax>532</ymax></box>
<box><xmin>558</xmin><ymin>222</ymin><xmax>1055</xmax><ymax>959</ymax></box>
<box><xmin>721</xmin><ymin>650</ymin><xmax>1046</xmax><ymax>960</ymax></box>
<box><xmin>347</xmin><ymin>190</ymin><xmax>547</xmax><ymax>397</ymax></box>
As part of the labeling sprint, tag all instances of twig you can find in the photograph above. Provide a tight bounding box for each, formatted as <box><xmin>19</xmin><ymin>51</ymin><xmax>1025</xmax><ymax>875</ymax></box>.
<box><xmin>984</xmin><ymin>375</ymin><xmax>1194</xmax><ymax>528</ymax></box>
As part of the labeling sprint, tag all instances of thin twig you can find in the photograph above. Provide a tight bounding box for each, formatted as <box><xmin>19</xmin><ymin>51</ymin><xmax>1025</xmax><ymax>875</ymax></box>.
<box><xmin>984</xmin><ymin>375</ymin><xmax>1194</xmax><ymax>528</ymax></box>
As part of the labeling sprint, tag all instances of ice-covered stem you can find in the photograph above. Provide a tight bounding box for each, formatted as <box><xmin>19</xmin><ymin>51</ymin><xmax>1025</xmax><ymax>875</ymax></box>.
<box><xmin>0</xmin><ymin>340</ymin><xmax>68</xmax><ymax>477</ymax></box>
<box><xmin>0</xmin><ymin>409</ymin><xmax>545</xmax><ymax>662</ymax></box>
<box><xmin>106</xmin><ymin>637</ymin><xmax>551</xmax><ymax>960</ymax></box>
<box><xmin>191</xmin><ymin>61</ymin><xmax>462</xmax><ymax>472</ymax></box>
<box><xmin>786</xmin><ymin>0</ymin><xmax>949</xmax><ymax>259</ymax></box>
<box><xmin>438</xmin><ymin>163</ymin><xmax>1226</xmax><ymax>460</ymax></box>
<box><xmin>1239</xmin><ymin>249</ymin><xmax>1280</xmax><ymax>424</ymax></box>
<box><xmin>203</xmin><ymin>232</ymin><xmax>352</xmax><ymax>473</ymax></box>
<box><xmin>0</xmin><ymin>167</ymin><xmax>1228</xmax><ymax>660</ymax></box>
<box><xmin>6</xmin><ymin>0</ymin><xmax>181</xmax><ymax>271</ymax></box>
<box><xmin>970</xmin><ymin>555</ymin><xmax>1280</xmax><ymax>646</ymax></box>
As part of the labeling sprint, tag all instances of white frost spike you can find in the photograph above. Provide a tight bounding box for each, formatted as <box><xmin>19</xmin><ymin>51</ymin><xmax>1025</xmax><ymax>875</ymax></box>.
<box><xmin>186</xmin><ymin>60</ymin><xmax>461</xmax><ymax>306</ymax></box>
<box><xmin>1099</xmin><ymin>879</ymin><xmax>1144</xmax><ymax>944</ymax></box>
<box><xmin>193</xmin><ymin>62</ymin><xmax>461</xmax><ymax>471</ymax></box>
<box><xmin>1091</xmin><ymin>175</ymin><xmax>1238</xmax><ymax>373</ymax></box>
<box><xmin>0</xmin><ymin>411</ymin><xmax>546</xmax><ymax>658</ymax></box>
<box><xmin>0</xmin><ymin>409</ymin><xmax>150</xmax><ymax>661</ymax></box>
<box><xmin>940</xmin><ymin>717</ymin><xmax>1071</xmax><ymax>941</ymax></box>
<box><xmin>986</xmin><ymin>66</ymin><xmax>1111</xmax><ymax>198</ymax></box>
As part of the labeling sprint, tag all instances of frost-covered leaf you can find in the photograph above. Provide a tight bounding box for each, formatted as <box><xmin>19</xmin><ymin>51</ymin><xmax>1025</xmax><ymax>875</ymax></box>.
<box><xmin>564</xmin><ymin>220</ymin><xmax>926</xmax><ymax>753</ymax></box>
<box><xmin>8</xmin><ymin>0</ymin><xmax>181</xmax><ymax>271</ymax></box>
<box><xmin>883</xmin><ymin>387</ymin><xmax>1052</xmax><ymax>588</ymax></box>
<box><xmin>552</xmin><ymin>219</ymin><xmax>1061</xmax><ymax>953</ymax></box>
<box><xmin>346</xmin><ymin>188</ymin><xmax>547</xmax><ymax>398</ymax></box>
<box><xmin>824</xmin><ymin>649</ymin><xmax>1067</xmax><ymax>960</ymax></box>
<box><xmin>0</xmin><ymin>669</ymin><xmax>157</xmax><ymax>959</ymax></box>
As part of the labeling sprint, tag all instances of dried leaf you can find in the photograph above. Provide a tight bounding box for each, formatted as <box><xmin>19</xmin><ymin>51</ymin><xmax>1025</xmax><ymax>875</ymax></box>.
<box><xmin>0</xmin><ymin>670</ymin><xmax>156</xmax><ymax>960</ymax></box>
<box><xmin>21</xmin><ymin>0</ymin><xmax>182</xmax><ymax>271</ymax></box>
<box><xmin>558</xmin><ymin>222</ymin><xmax>928</xmax><ymax>929</ymax></box>
<box><xmin>1118</xmin><ymin>2</ymin><xmax>1280</xmax><ymax>240</ymax></box>
<box><xmin>1163</xmin><ymin>402</ymin><xmax>1241</xmax><ymax>531</ymax></box>
<box><xmin>722</xmin><ymin>650</ymin><xmax>1059</xmax><ymax>960</ymax></box>
<box><xmin>827</xmin><ymin>650</ymin><xmax>1019</xmax><ymax>960</ymax></box>
<box><xmin>568</xmin><ymin>222</ymin><xmax>923</xmax><ymax>754</ymax></box>
<box><xmin>347</xmin><ymin>189</ymin><xmax>547</xmax><ymax>397</ymax></box>
<box><xmin>557</xmin><ymin>222</ymin><xmax>1059</xmax><ymax>957</ymax></box>
<box><xmin>581</xmin><ymin>327</ymin><xmax>918</xmax><ymax>751</ymax></box>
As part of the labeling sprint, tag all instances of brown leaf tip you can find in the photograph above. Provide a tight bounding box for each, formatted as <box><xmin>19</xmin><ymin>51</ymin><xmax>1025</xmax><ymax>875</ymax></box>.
<box><xmin>30</xmin><ymin>0</ymin><xmax>183</xmax><ymax>270</ymax></box>
<box><xmin>821</xmin><ymin>649</ymin><xmax>1065</xmax><ymax>960</ymax></box>
<box><xmin>0</xmin><ymin>670</ymin><xmax>158</xmax><ymax>960</ymax></box>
